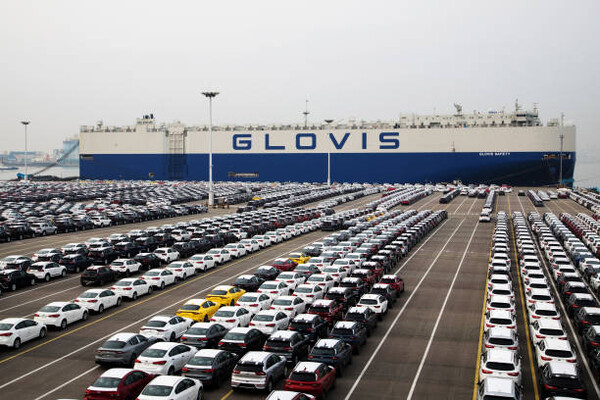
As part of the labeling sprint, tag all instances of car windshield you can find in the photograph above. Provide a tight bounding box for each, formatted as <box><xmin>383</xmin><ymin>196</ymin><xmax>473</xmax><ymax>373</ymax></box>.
<box><xmin>289</xmin><ymin>372</ymin><xmax>317</xmax><ymax>382</ymax></box>
<box><xmin>145</xmin><ymin>271</ymin><xmax>159</xmax><ymax>276</ymax></box>
<box><xmin>239</xmin><ymin>295</ymin><xmax>258</xmax><ymax>302</ymax></box>
<box><xmin>141</xmin><ymin>385</ymin><xmax>172</xmax><ymax>396</ymax></box>
<box><xmin>140</xmin><ymin>348</ymin><xmax>167</xmax><ymax>358</ymax></box>
<box><xmin>332</xmin><ymin>328</ymin><xmax>354</xmax><ymax>336</ymax></box>
<box><xmin>261</xmin><ymin>284</ymin><xmax>277</xmax><ymax>290</ymax></box>
<box><xmin>112</xmin><ymin>261</ymin><xmax>125</xmax><ymax>266</ymax></box>
<box><xmin>235</xmin><ymin>277</ymin><xmax>253</xmax><ymax>284</ymax></box>
<box><xmin>188</xmin><ymin>356</ymin><xmax>214</xmax><ymax>367</ymax></box>
<box><xmin>114</xmin><ymin>281</ymin><xmax>133</xmax><ymax>287</ymax></box>
<box><xmin>486</xmin><ymin>362</ymin><xmax>515</xmax><ymax>371</ymax></box>
<box><xmin>237</xmin><ymin>363</ymin><xmax>263</xmax><ymax>372</ymax></box>
<box><xmin>295</xmin><ymin>287</ymin><xmax>312</xmax><ymax>293</ymax></box>
<box><xmin>273</xmin><ymin>299</ymin><xmax>292</xmax><ymax>306</ymax></box>
<box><xmin>215</xmin><ymin>311</ymin><xmax>235</xmax><ymax>317</ymax></box>
<box><xmin>79</xmin><ymin>292</ymin><xmax>99</xmax><ymax>299</ymax></box>
<box><xmin>39</xmin><ymin>306</ymin><xmax>60</xmax><ymax>313</ymax></box>
<box><xmin>210</xmin><ymin>290</ymin><xmax>228</xmax><ymax>296</ymax></box>
<box><xmin>102</xmin><ymin>340</ymin><xmax>126</xmax><ymax>349</ymax></box>
<box><xmin>145</xmin><ymin>321</ymin><xmax>167</xmax><ymax>328</ymax></box>
<box><xmin>223</xmin><ymin>332</ymin><xmax>246</xmax><ymax>341</ymax></box>
<box><xmin>185</xmin><ymin>327</ymin><xmax>208</xmax><ymax>336</ymax></box>
<box><xmin>311</xmin><ymin>347</ymin><xmax>335</xmax><ymax>356</ymax></box>
<box><xmin>547</xmin><ymin>349</ymin><xmax>573</xmax><ymax>358</ymax></box>
<box><xmin>253</xmin><ymin>314</ymin><xmax>275</xmax><ymax>322</ymax></box>
<box><xmin>360</xmin><ymin>299</ymin><xmax>377</xmax><ymax>305</ymax></box>
<box><xmin>92</xmin><ymin>377</ymin><xmax>121</xmax><ymax>388</ymax></box>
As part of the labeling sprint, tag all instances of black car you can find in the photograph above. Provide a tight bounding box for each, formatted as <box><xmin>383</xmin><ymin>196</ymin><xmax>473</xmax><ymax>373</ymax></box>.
<box><xmin>180</xmin><ymin>322</ymin><xmax>229</xmax><ymax>349</ymax></box>
<box><xmin>370</xmin><ymin>284</ymin><xmax>397</xmax><ymax>307</ymax></box>
<box><xmin>80</xmin><ymin>266</ymin><xmax>116</xmax><ymax>286</ymax></box>
<box><xmin>0</xmin><ymin>225</ymin><xmax>11</xmax><ymax>242</ymax></box>
<box><xmin>6</xmin><ymin>223</ymin><xmax>36</xmax><ymax>240</ymax></box>
<box><xmin>59</xmin><ymin>254</ymin><xmax>93</xmax><ymax>273</ymax></box>
<box><xmin>154</xmin><ymin>232</ymin><xmax>176</xmax><ymax>248</ymax></box>
<box><xmin>583</xmin><ymin>326</ymin><xmax>600</xmax><ymax>354</ymax></box>
<box><xmin>288</xmin><ymin>313</ymin><xmax>329</xmax><ymax>342</ymax></box>
<box><xmin>566</xmin><ymin>293</ymin><xmax>599</xmax><ymax>316</ymax></box>
<box><xmin>218</xmin><ymin>327</ymin><xmax>266</xmax><ymax>355</ymax></box>
<box><xmin>0</xmin><ymin>269</ymin><xmax>36</xmax><ymax>291</ymax></box>
<box><xmin>574</xmin><ymin>307</ymin><xmax>600</xmax><ymax>333</ymax></box>
<box><xmin>324</xmin><ymin>287</ymin><xmax>359</xmax><ymax>310</ymax></box>
<box><xmin>95</xmin><ymin>333</ymin><xmax>160</xmax><ymax>366</ymax></box>
<box><xmin>263</xmin><ymin>331</ymin><xmax>310</xmax><ymax>364</ymax></box>
<box><xmin>182</xmin><ymin>349</ymin><xmax>238</xmax><ymax>388</ymax></box>
<box><xmin>308</xmin><ymin>338</ymin><xmax>353</xmax><ymax>376</ymax></box>
<box><xmin>205</xmin><ymin>234</ymin><xmax>225</xmax><ymax>248</ymax></box>
<box><xmin>339</xmin><ymin>277</ymin><xmax>368</xmax><ymax>297</ymax></box>
<box><xmin>254</xmin><ymin>266</ymin><xmax>280</xmax><ymax>281</ymax></box>
<box><xmin>114</xmin><ymin>241</ymin><xmax>141</xmax><ymax>258</ymax></box>
<box><xmin>539</xmin><ymin>362</ymin><xmax>586</xmax><ymax>398</ymax></box>
<box><xmin>189</xmin><ymin>238</ymin><xmax>213</xmax><ymax>254</ymax></box>
<box><xmin>172</xmin><ymin>242</ymin><xmax>195</xmax><ymax>258</ymax></box>
<box><xmin>135</xmin><ymin>236</ymin><xmax>159</xmax><ymax>252</ymax></box>
<box><xmin>134</xmin><ymin>253</ymin><xmax>162</xmax><ymax>270</ymax></box>
<box><xmin>89</xmin><ymin>246</ymin><xmax>119</xmax><ymax>265</ymax></box>
<box><xmin>232</xmin><ymin>275</ymin><xmax>264</xmax><ymax>292</ymax></box>
<box><xmin>329</xmin><ymin>321</ymin><xmax>367</xmax><ymax>354</ymax></box>
<box><xmin>344</xmin><ymin>306</ymin><xmax>378</xmax><ymax>336</ymax></box>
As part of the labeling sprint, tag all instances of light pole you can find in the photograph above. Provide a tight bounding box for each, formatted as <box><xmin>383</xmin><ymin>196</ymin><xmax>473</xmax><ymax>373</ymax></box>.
<box><xmin>559</xmin><ymin>133</ymin><xmax>564</xmax><ymax>187</ymax></box>
<box><xmin>325</xmin><ymin>119</ymin><xmax>334</xmax><ymax>185</ymax></box>
<box><xmin>20</xmin><ymin>121</ymin><xmax>30</xmax><ymax>183</ymax></box>
<box><xmin>202</xmin><ymin>91</ymin><xmax>219</xmax><ymax>206</ymax></box>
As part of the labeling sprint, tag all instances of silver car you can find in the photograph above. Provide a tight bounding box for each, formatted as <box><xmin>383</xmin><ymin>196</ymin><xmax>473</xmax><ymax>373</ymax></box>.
<box><xmin>230</xmin><ymin>351</ymin><xmax>286</xmax><ymax>392</ymax></box>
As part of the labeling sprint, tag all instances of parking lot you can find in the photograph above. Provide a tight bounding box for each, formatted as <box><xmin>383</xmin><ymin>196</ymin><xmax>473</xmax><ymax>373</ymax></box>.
<box><xmin>0</xmin><ymin>188</ymin><xmax>598</xmax><ymax>400</ymax></box>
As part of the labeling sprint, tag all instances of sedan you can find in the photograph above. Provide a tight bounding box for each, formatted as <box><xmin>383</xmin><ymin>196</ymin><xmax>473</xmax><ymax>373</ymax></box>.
<box><xmin>176</xmin><ymin>299</ymin><xmax>221</xmax><ymax>323</ymax></box>
<box><xmin>109</xmin><ymin>259</ymin><xmax>142</xmax><ymax>277</ymax></box>
<box><xmin>137</xmin><ymin>375</ymin><xmax>203</xmax><ymax>400</ymax></box>
<box><xmin>275</xmin><ymin>271</ymin><xmax>306</xmax><ymax>290</ymax></box>
<box><xmin>250</xmin><ymin>310</ymin><xmax>290</xmax><ymax>335</ymax></box>
<box><xmin>188</xmin><ymin>254</ymin><xmax>217</xmax><ymax>272</ymax></box>
<box><xmin>270</xmin><ymin>296</ymin><xmax>306</xmax><ymax>318</ymax></box>
<box><xmin>83</xmin><ymin>368</ymin><xmax>155</xmax><ymax>400</ymax></box>
<box><xmin>135</xmin><ymin>342</ymin><xmax>198</xmax><ymax>375</ymax></box>
<box><xmin>206</xmin><ymin>248</ymin><xmax>232</xmax><ymax>265</ymax></box>
<box><xmin>232</xmin><ymin>274</ymin><xmax>264</xmax><ymax>292</ymax></box>
<box><xmin>139</xmin><ymin>315</ymin><xmax>193</xmax><ymax>342</ymax></box>
<box><xmin>210</xmin><ymin>306</ymin><xmax>252</xmax><ymax>329</ymax></box>
<box><xmin>34</xmin><ymin>301</ymin><xmax>88</xmax><ymax>330</ymax></box>
<box><xmin>166</xmin><ymin>261</ymin><xmax>196</xmax><ymax>281</ymax></box>
<box><xmin>154</xmin><ymin>247</ymin><xmax>180</xmax><ymax>263</ymax></box>
<box><xmin>180</xmin><ymin>322</ymin><xmax>229</xmax><ymax>349</ymax></box>
<box><xmin>95</xmin><ymin>333</ymin><xmax>160</xmax><ymax>366</ymax></box>
<box><xmin>141</xmin><ymin>269</ymin><xmax>176</xmax><ymax>290</ymax></box>
<box><xmin>75</xmin><ymin>289</ymin><xmax>122</xmax><ymax>313</ymax></box>
<box><xmin>111</xmin><ymin>278</ymin><xmax>153</xmax><ymax>300</ymax></box>
<box><xmin>236</xmin><ymin>292</ymin><xmax>273</xmax><ymax>315</ymax></box>
<box><xmin>293</xmin><ymin>284</ymin><xmax>325</xmax><ymax>305</ymax></box>
<box><xmin>182</xmin><ymin>349</ymin><xmax>238</xmax><ymax>387</ymax></box>
<box><xmin>0</xmin><ymin>318</ymin><xmax>47</xmax><ymax>349</ymax></box>
<box><xmin>258</xmin><ymin>280</ymin><xmax>290</xmax><ymax>299</ymax></box>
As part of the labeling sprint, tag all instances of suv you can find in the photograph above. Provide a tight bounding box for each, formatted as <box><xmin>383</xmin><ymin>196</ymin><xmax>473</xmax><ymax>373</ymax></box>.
<box><xmin>218</xmin><ymin>327</ymin><xmax>266</xmax><ymax>356</ymax></box>
<box><xmin>308</xmin><ymin>338</ymin><xmax>352</xmax><ymax>376</ymax></box>
<box><xmin>477</xmin><ymin>377</ymin><xmax>522</xmax><ymax>400</ymax></box>
<box><xmin>329</xmin><ymin>321</ymin><xmax>367</xmax><ymax>354</ymax></box>
<box><xmin>539</xmin><ymin>361</ymin><xmax>586</xmax><ymax>398</ymax></box>
<box><xmin>344</xmin><ymin>306</ymin><xmax>378</xmax><ymax>336</ymax></box>
<box><xmin>284</xmin><ymin>361</ymin><xmax>336</xmax><ymax>398</ymax></box>
<box><xmin>30</xmin><ymin>222</ymin><xmax>58</xmax><ymax>236</ymax></box>
<box><xmin>134</xmin><ymin>253</ymin><xmax>162</xmax><ymax>270</ymax></box>
<box><xmin>324</xmin><ymin>287</ymin><xmax>358</xmax><ymax>310</ymax></box>
<box><xmin>263</xmin><ymin>330</ymin><xmax>310</xmax><ymax>365</ymax></box>
<box><xmin>231</xmin><ymin>351</ymin><xmax>287</xmax><ymax>392</ymax></box>
<box><xmin>0</xmin><ymin>269</ymin><xmax>36</xmax><ymax>291</ymax></box>
<box><xmin>59</xmin><ymin>254</ymin><xmax>92</xmax><ymax>273</ymax></box>
<box><xmin>288</xmin><ymin>313</ymin><xmax>329</xmax><ymax>342</ymax></box>
<box><xmin>81</xmin><ymin>266</ymin><xmax>116</xmax><ymax>286</ymax></box>
<box><xmin>88</xmin><ymin>246</ymin><xmax>119</xmax><ymax>265</ymax></box>
<box><xmin>308</xmin><ymin>299</ymin><xmax>344</xmax><ymax>325</ymax></box>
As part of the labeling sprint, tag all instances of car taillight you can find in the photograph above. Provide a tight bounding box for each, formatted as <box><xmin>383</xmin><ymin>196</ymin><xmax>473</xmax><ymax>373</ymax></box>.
<box><xmin>567</xmin><ymin>359</ymin><xmax>577</xmax><ymax>363</ymax></box>
<box><xmin>0</xmin><ymin>333</ymin><xmax>12</xmax><ymax>337</ymax></box>
<box><xmin>135</xmin><ymin>359</ymin><xmax>142</xmax><ymax>363</ymax></box>
<box><xmin>331</xmin><ymin>356</ymin><xmax>338</xmax><ymax>360</ymax></box>
<box><xmin>249</xmin><ymin>304</ymin><xmax>258</xmax><ymax>307</ymax></box>
<box><xmin>481</xmin><ymin>369</ymin><xmax>492</xmax><ymax>374</ymax></box>
<box><xmin>255</xmin><ymin>371</ymin><xmax>266</xmax><ymax>375</ymax></box>
<box><xmin>226</xmin><ymin>319</ymin><xmax>236</xmax><ymax>323</ymax></box>
<box><xmin>232</xmin><ymin>369</ymin><xmax>240</xmax><ymax>374</ymax></box>
<box><xmin>285</xmin><ymin>307</ymin><xmax>293</xmax><ymax>311</ymax></box>
<box><xmin>152</xmin><ymin>277</ymin><xmax>160</xmax><ymax>280</ymax></box>
<box><xmin>89</xmin><ymin>300</ymin><xmax>98</xmax><ymax>303</ymax></box>
<box><xmin>508</xmin><ymin>346</ymin><xmax>517</xmax><ymax>350</ymax></box>
<box><xmin>507</xmin><ymin>372</ymin><xmax>519</xmax><ymax>376</ymax></box>
<box><xmin>153</xmin><ymin>360</ymin><xmax>167</xmax><ymax>365</ymax></box>
<box><xmin>541</xmin><ymin>356</ymin><xmax>552</xmax><ymax>361</ymax></box>
<box><xmin>484</xmin><ymin>344</ymin><xmax>494</xmax><ymax>348</ymax></box>
<box><xmin>266</xmin><ymin>323</ymin><xmax>276</xmax><ymax>327</ymax></box>
<box><xmin>535</xmin><ymin>334</ymin><xmax>544</xmax><ymax>338</ymax></box>
<box><xmin>48</xmin><ymin>314</ymin><xmax>60</xmax><ymax>318</ymax></box>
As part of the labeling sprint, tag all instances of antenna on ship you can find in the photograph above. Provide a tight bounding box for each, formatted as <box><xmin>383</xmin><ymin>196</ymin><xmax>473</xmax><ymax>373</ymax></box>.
<box><xmin>302</xmin><ymin>100</ymin><xmax>310</xmax><ymax>129</ymax></box>
<box><xmin>515</xmin><ymin>98</ymin><xmax>521</xmax><ymax>112</ymax></box>
<box><xmin>453</xmin><ymin>103</ymin><xmax>463</xmax><ymax>116</ymax></box>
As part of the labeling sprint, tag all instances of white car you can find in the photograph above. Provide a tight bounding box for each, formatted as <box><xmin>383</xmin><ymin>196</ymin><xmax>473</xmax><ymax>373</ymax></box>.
<box><xmin>27</xmin><ymin>262</ymin><xmax>66</xmax><ymax>281</ymax></box>
<box><xmin>109</xmin><ymin>259</ymin><xmax>142</xmax><ymax>276</ymax></box>
<box><xmin>74</xmin><ymin>288</ymin><xmax>122</xmax><ymax>313</ymax></box>
<box><xmin>322</xmin><ymin>266</ymin><xmax>348</xmax><ymax>283</ymax></box>
<box><xmin>166</xmin><ymin>261</ymin><xmax>196</xmax><ymax>280</ymax></box>
<box><xmin>111</xmin><ymin>278</ymin><xmax>153</xmax><ymax>300</ymax></box>
<box><xmin>236</xmin><ymin>292</ymin><xmax>273</xmax><ymax>315</ymax></box>
<box><xmin>270</xmin><ymin>295</ymin><xmax>306</xmax><ymax>318</ymax></box>
<box><xmin>142</xmin><ymin>268</ymin><xmax>176</xmax><ymax>290</ymax></box>
<box><xmin>528</xmin><ymin>302</ymin><xmax>561</xmax><ymax>324</ymax></box>
<box><xmin>535</xmin><ymin>338</ymin><xmax>577</xmax><ymax>367</ymax></box>
<box><xmin>479</xmin><ymin>348</ymin><xmax>522</xmax><ymax>385</ymax></box>
<box><xmin>356</xmin><ymin>294</ymin><xmax>388</xmax><ymax>319</ymax></box>
<box><xmin>332</xmin><ymin>259</ymin><xmax>357</xmax><ymax>273</ymax></box>
<box><xmin>31</xmin><ymin>248</ymin><xmax>62</xmax><ymax>262</ymax></box>
<box><xmin>274</xmin><ymin>271</ymin><xmax>306</xmax><ymax>290</ymax></box>
<box><xmin>0</xmin><ymin>318</ymin><xmax>47</xmax><ymax>349</ymax></box>
<box><xmin>224</xmin><ymin>243</ymin><xmax>247</xmax><ymax>259</ymax></box>
<box><xmin>154</xmin><ymin>248</ymin><xmax>180</xmax><ymax>263</ymax></box>
<box><xmin>239</xmin><ymin>239</ymin><xmax>260</xmax><ymax>253</ymax></box>
<box><xmin>171</xmin><ymin>229</ymin><xmax>191</xmax><ymax>242</ymax></box>
<box><xmin>484</xmin><ymin>310</ymin><xmax>517</xmax><ymax>331</ymax></box>
<box><xmin>258</xmin><ymin>280</ymin><xmax>290</xmax><ymax>299</ymax></box>
<box><xmin>249</xmin><ymin>310</ymin><xmax>290</xmax><ymax>334</ymax></box>
<box><xmin>139</xmin><ymin>315</ymin><xmax>194</xmax><ymax>341</ymax></box>
<box><xmin>293</xmin><ymin>284</ymin><xmax>325</xmax><ymax>304</ymax></box>
<box><xmin>206</xmin><ymin>248</ymin><xmax>231</xmax><ymax>264</ymax></box>
<box><xmin>252</xmin><ymin>235</ymin><xmax>272</xmax><ymax>248</ymax></box>
<box><xmin>265</xmin><ymin>231</ymin><xmax>284</xmax><ymax>244</ymax></box>
<box><xmin>188</xmin><ymin>254</ymin><xmax>217</xmax><ymax>272</ymax></box>
<box><xmin>210</xmin><ymin>306</ymin><xmax>252</xmax><ymax>329</ymax></box>
<box><xmin>33</xmin><ymin>301</ymin><xmax>88</xmax><ymax>330</ymax></box>
<box><xmin>306</xmin><ymin>273</ymin><xmax>335</xmax><ymax>291</ymax></box>
<box><xmin>525</xmin><ymin>288</ymin><xmax>554</xmax><ymax>305</ymax></box>
<box><xmin>305</xmin><ymin>257</ymin><xmax>332</xmax><ymax>270</ymax></box>
<box><xmin>135</xmin><ymin>342</ymin><xmax>198</xmax><ymax>376</ymax></box>
<box><xmin>529</xmin><ymin>319</ymin><xmax>568</xmax><ymax>344</ymax></box>
<box><xmin>138</xmin><ymin>375</ymin><xmax>203</xmax><ymax>400</ymax></box>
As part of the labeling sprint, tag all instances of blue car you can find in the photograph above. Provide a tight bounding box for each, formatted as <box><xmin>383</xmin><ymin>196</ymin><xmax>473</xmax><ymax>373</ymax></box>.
<box><xmin>308</xmin><ymin>338</ymin><xmax>353</xmax><ymax>376</ymax></box>
<box><xmin>328</xmin><ymin>321</ymin><xmax>367</xmax><ymax>354</ymax></box>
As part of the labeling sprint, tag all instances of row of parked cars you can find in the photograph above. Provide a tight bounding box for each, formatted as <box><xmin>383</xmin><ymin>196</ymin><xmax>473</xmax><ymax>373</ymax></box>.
<box><xmin>76</xmin><ymin>208</ymin><xmax>447</xmax><ymax>400</ymax></box>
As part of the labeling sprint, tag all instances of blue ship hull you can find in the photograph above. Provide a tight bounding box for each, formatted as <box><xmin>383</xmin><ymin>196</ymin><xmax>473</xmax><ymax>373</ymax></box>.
<box><xmin>80</xmin><ymin>151</ymin><xmax>576</xmax><ymax>186</ymax></box>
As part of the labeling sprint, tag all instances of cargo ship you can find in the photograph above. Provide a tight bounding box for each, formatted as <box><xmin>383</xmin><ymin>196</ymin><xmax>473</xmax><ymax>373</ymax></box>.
<box><xmin>79</xmin><ymin>103</ymin><xmax>576</xmax><ymax>186</ymax></box>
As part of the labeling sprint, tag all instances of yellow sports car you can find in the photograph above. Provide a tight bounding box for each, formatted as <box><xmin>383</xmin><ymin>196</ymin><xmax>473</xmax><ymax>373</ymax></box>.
<box><xmin>206</xmin><ymin>285</ymin><xmax>246</xmax><ymax>306</ymax></box>
<box><xmin>175</xmin><ymin>298</ymin><xmax>221</xmax><ymax>322</ymax></box>
<box><xmin>287</xmin><ymin>252</ymin><xmax>311</xmax><ymax>264</ymax></box>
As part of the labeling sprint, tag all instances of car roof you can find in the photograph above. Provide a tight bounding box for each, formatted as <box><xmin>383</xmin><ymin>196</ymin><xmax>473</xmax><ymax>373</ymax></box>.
<box><xmin>0</xmin><ymin>317</ymin><xmax>29</xmax><ymax>325</ymax></box>
<box><xmin>108</xmin><ymin>332</ymin><xmax>137</xmax><ymax>342</ymax></box>
<box><xmin>99</xmin><ymin>368</ymin><xmax>133</xmax><ymax>379</ymax></box>
<box><xmin>292</xmin><ymin>361</ymin><xmax>322</xmax><ymax>373</ymax></box>
<box><xmin>333</xmin><ymin>321</ymin><xmax>358</xmax><ymax>329</ymax></box>
<box><xmin>547</xmin><ymin>361</ymin><xmax>578</xmax><ymax>377</ymax></box>
<box><xmin>183</xmin><ymin>298</ymin><xmax>208</xmax><ymax>305</ymax></box>
<box><xmin>486</xmin><ymin>348</ymin><xmax>515</xmax><ymax>363</ymax></box>
<box><xmin>315</xmin><ymin>338</ymin><xmax>341</xmax><ymax>348</ymax></box>
<box><xmin>536</xmin><ymin>319</ymin><xmax>562</xmax><ymax>328</ymax></box>
<box><xmin>293</xmin><ymin>313</ymin><xmax>319</xmax><ymax>322</ymax></box>
<box><xmin>488</xmin><ymin>327</ymin><xmax>516</xmax><ymax>339</ymax></box>
<box><xmin>269</xmin><ymin>330</ymin><xmax>297</xmax><ymax>340</ymax></box>
<box><xmin>312</xmin><ymin>299</ymin><xmax>333</xmax><ymax>307</ymax></box>
<box><xmin>543</xmin><ymin>338</ymin><xmax>572</xmax><ymax>350</ymax></box>
<box><xmin>240</xmin><ymin>351</ymin><xmax>272</xmax><ymax>363</ymax></box>
<box><xmin>147</xmin><ymin>375</ymin><xmax>187</xmax><ymax>386</ymax></box>
<box><xmin>195</xmin><ymin>349</ymin><xmax>225</xmax><ymax>358</ymax></box>
<box><xmin>482</xmin><ymin>377</ymin><xmax>517</xmax><ymax>395</ymax></box>
<box><xmin>148</xmin><ymin>315</ymin><xmax>173</xmax><ymax>322</ymax></box>
<box><xmin>213</xmin><ymin>285</ymin><xmax>234</xmax><ymax>291</ymax></box>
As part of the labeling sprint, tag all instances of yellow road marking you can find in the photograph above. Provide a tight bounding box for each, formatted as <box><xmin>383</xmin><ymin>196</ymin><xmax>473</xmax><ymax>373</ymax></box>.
<box><xmin>220</xmin><ymin>389</ymin><xmax>233</xmax><ymax>400</ymax></box>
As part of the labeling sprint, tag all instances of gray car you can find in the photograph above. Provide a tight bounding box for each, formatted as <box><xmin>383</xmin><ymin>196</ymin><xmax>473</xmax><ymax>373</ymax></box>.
<box><xmin>95</xmin><ymin>332</ymin><xmax>159</xmax><ymax>366</ymax></box>
<box><xmin>230</xmin><ymin>351</ymin><xmax>287</xmax><ymax>392</ymax></box>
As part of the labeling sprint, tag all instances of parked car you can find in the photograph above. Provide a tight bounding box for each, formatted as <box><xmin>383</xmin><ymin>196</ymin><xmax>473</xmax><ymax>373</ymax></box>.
<box><xmin>95</xmin><ymin>333</ymin><xmax>160</xmax><ymax>366</ymax></box>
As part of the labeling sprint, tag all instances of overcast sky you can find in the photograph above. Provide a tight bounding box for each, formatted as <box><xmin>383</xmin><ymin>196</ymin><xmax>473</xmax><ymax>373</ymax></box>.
<box><xmin>0</xmin><ymin>0</ymin><xmax>598</xmax><ymax>159</ymax></box>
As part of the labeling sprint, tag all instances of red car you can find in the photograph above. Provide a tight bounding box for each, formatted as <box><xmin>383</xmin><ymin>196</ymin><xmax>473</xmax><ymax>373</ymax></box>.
<box><xmin>361</xmin><ymin>261</ymin><xmax>384</xmax><ymax>279</ymax></box>
<box><xmin>284</xmin><ymin>361</ymin><xmax>336</xmax><ymax>397</ymax></box>
<box><xmin>350</xmin><ymin>269</ymin><xmax>377</xmax><ymax>287</ymax></box>
<box><xmin>308</xmin><ymin>299</ymin><xmax>344</xmax><ymax>324</ymax></box>
<box><xmin>84</xmin><ymin>368</ymin><xmax>154</xmax><ymax>400</ymax></box>
<box><xmin>380</xmin><ymin>275</ymin><xmax>405</xmax><ymax>296</ymax></box>
<box><xmin>271</xmin><ymin>258</ymin><xmax>298</xmax><ymax>271</ymax></box>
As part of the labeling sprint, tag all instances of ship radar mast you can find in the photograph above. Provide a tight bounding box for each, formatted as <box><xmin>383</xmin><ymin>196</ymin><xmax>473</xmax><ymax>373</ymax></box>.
<box><xmin>302</xmin><ymin>100</ymin><xmax>310</xmax><ymax>129</ymax></box>
<box><xmin>453</xmin><ymin>103</ymin><xmax>463</xmax><ymax>116</ymax></box>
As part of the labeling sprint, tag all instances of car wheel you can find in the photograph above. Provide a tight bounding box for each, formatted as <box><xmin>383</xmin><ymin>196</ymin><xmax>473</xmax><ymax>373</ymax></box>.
<box><xmin>82</xmin><ymin>311</ymin><xmax>89</xmax><ymax>321</ymax></box>
<box><xmin>132</xmin><ymin>292</ymin><xmax>138</xmax><ymax>300</ymax></box>
<box><xmin>10</xmin><ymin>283</ymin><xmax>17</xmax><ymax>292</ymax></box>
<box><xmin>13</xmin><ymin>337</ymin><xmax>21</xmax><ymax>349</ymax></box>
<box><xmin>128</xmin><ymin>353</ymin><xmax>137</xmax><ymax>366</ymax></box>
<box><xmin>30</xmin><ymin>278</ymin><xmax>36</xmax><ymax>286</ymax></box>
<box><xmin>61</xmin><ymin>270</ymin><xmax>66</xmax><ymax>278</ymax></box>
<box><xmin>169</xmin><ymin>332</ymin><xmax>176</xmax><ymax>342</ymax></box>
<box><xmin>182</xmin><ymin>273</ymin><xmax>186</xmax><ymax>280</ymax></box>
<box><xmin>44</xmin><ymin>274</ymin><xmax>50</xmax><ymax>282</ymax></box>
<box><xmin>41</xmin><ymin>231</ymin><xmax>46</xmax><ymax>236</ymax></box>
<box><xmin>160</xmin><ymin>282</ymin><xmax>165</xmax><ymax>290</ymax></box>
<box><xmin>265</xmin><ymin>379</ymin><xmax>273</xmax><ymax>393</ymax></box>
<box><xmin>39</xmin><ymin>328</ymin><xmax>46</xmax><ymax>338</ymax></box>
<box><xmin>125</xmin><ymin>270</ymin><xmax>130</xmax><ymax>278</ymax></box>
<box><xmin>98</xmin><ymin>304</ymin><xmax>104</xmax><ymax>313</ymax></box>
<box><xmin>204</xmin><ymin>315</ymin><xmax>209</xmax><ymax>322</ymax></box>
<box><xmin>337</xmin><ymin>365</ymin><xmax>343</xmax><ymax>377</ymax></box>
<box><xmin>18</xmin><ymin>234</ymin><xmax>23</xmax><ymax>240</ymax></box>
<box><xmin>60</xmin><ymin>319</ymin><xmax>67</xmax><ymax>330</ymax></box>
<box><xmin>75</xmin><ymin>266</ymin><xmax>81</xmax><ymax>273</ymax></box>
<box><xmin>167</xmin><ymin>366</ymin><xmax>175</xmax><ymax>375</ymax></box>
<box><xmin>147</xmin><ymin>287</ymin><xmax>153</xmax><ymax>295</ymax></box>
<box><xmin>116</xmin><ymin>297</ymin><xmax>122</xmax><ymax>306</ymax></box>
